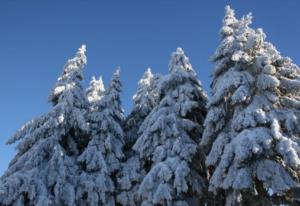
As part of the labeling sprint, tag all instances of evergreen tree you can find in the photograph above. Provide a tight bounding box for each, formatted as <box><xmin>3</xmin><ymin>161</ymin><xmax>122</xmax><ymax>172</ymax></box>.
<box><xmin>117</xmin><ymin>68</ymin><xmax>161</xmax><ymax>206</ymax></box>
<box><xmin>133</xmin><ymin>48</ymin><xmax>208</xmax><ymax>206</ymax></box>
<box><xmin>99</xmin><ymin>68</ymin><xmax>125</xmax><ymax>174</ymax></box>
<box><xmin>124</xmin><ymin>68</ymin><xmax>161</xmax><ymax>148</ymax></box>
<box><xmin>77</xmin><ymin>69</ymin><xmax>125</xmax><ymax>206</ymax></box>
<box><xmin>201</xmin><ymin>6</ymin><xmax>300</xmax><ymax>205</ymax></box>
<box><xmin>75</xmin><ymin>74</ymin><xmax>116</xmax><ymax>206</ymax></box>
<box><xmin>0</xmin><ymin>45</ymin><xmax>89</xmax><ymax>206</ymax></box>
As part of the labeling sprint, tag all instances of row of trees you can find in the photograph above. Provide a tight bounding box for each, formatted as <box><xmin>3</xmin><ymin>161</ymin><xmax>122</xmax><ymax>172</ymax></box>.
<box><xmin>1</xmin><ymin>6</ymin><xmax>300</xmax><ymax>206</ymax></box>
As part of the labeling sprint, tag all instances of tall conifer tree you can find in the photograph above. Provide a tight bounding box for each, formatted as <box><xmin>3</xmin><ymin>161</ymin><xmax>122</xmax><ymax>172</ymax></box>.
<box><xmin>117</xmin><ymin>68</ymin><xmax>161</xmax><ymax>206</ymax></box>
<box><xmin>201</xmin><ymin>6</ymin><xmax>300</xmax><ymax>205</ymax></box>
<box><xmin>133</xmin><ymin>48</ymin><xmax>208</xmax><ymax>206</ymax></box>
<box><xmin>0</xmin><ymin>45</ymin><xmax>89</xmax><ymax>206</ymax></box>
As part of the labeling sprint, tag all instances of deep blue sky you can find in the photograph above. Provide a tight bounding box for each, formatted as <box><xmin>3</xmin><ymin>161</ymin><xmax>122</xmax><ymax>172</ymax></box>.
<box><xmin>1</xmin><ymin>0</ymin><xmax>300</xmax><ymax>175</ymax></box>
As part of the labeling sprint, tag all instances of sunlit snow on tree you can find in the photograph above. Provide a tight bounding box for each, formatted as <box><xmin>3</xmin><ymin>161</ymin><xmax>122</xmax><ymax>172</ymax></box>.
<box><xmin>1</xmin><ymin>6</ymin><xmax>300</xmax><ymax>206</ymax></box>
<box><xmin>201</xmin><ymin>6</ymin><xmax>300</xmax><ymax>205</ymax></box>
<box><xmin>86</xmin><ymin>76</ymin><xmax>105</xmax><ymax>105</ymax></box>
<box><xmin>0</xmin><ymin>45</ymin><xmax>89</xmax><ymax>206</ymax></box>
<box><xmin>133</xmin><ymin>48</ymin><xmax>208</xmax><ymax>206</ymax></box>
<box><xmin>117</xmin><ymin>68</ymin><xmax>162</xmax><ymax>206</ymax></box>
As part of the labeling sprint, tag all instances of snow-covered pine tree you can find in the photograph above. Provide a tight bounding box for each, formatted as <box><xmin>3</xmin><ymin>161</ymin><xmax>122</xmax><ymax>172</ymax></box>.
<box><xmin>133</xmin><ymin>48</ymin><xmax>208</xmax><ymax>206</ymax></box>
<box><xmin>77</xmin><ymin>68</ymin><xmax>125</xmax><ymax>206</ymax></box>
<box><xmin>75</xmin><ymin>74</ymin><xmax>117</xmax><ymax>206</ymax></box>
<box><xmin>201</xmin><ymin>6</ymin><xmax>300</xmax><ymax>205</ymax></box>
<box><xmin>86</xmin><ymin>76</ymin><xmax>105</xmax><ymax>105</ymax></box>
<box><xmin>124</xmin><ymin>68</ymin><xmax>161</xmax><ymax>149</ymax></box>
<box><xmin>99</xmin><ymin>68</ymin><xmax>125</xmax><ymax>174</ymax></box>
<box><xmin>0</xmin><ymin>45</ymin><xmax>89</xmax><ymax>206</ymax></box>
<box><xmin>116</xmin><ymin>68</ymin><xmax>161</xmax><ymax>206</ymax></box>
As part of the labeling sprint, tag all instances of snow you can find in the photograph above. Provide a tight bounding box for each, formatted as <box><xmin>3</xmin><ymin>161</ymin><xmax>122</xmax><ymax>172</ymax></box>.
<box><xmin>87</xmin><ymin>76</ymin><xmax>105</xmax><ymax>104</ymax></box>
<box><xmin>133</xmin><ymin>48</ymin><xmax>208</xmax><ymax>205</ymax></box>
<box><xmin>123</xmin><ymin>68</ymin><xmax>159</xmax><ymax>148</ymax></box>
<box><xmin>1</xmin><ymin>6</ymin><xmax>300</xmax><ymax>206</ymax></box>
<box><xmin>202</xmin><ymin>5</ymin><xmax>300</xmax><ymax>205</ymax></box>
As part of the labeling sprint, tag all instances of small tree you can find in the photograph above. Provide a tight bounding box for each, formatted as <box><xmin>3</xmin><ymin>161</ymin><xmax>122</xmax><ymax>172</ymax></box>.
<box><xmin>0</xmin><ymin>45</ymin><xmax>89</xmax><ymax>206</ymax></box>
<box><xmin>117</xmin><ymin>68</ymin><xmax>161</xmax><ymax>206</ymax></box>
<box><xmin>97</xmin><ymin>68</ymin><xmax>125</xmax><ymax>174</ymax></box>
<box><xmin>75</xmin><ymin>73</ymin><xmax>117</xmax><ymax>206</ymax></box>
<box><xmin>133</xmin><ymin>48</ymin><xmax>208</xmax><ymax>206</ymax></box>
<box><xmin>124</xmin><ymin>68</ymin><xmax>161</xmax><ymax>148</ymax></box>
<box><xmin>77</xmin><ymin>69</ymin><xmax>124</xmax><ymax>205</ymax></box>
<box><xmin>201</xmin><ymin>6</ymin><xmax>300</xmax><ymax>205</ymax></box>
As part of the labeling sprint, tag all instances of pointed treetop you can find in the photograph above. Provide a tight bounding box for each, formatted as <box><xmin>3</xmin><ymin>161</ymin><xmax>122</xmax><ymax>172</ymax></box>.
<box><xmin>101</xmin><ymin>67</ymin><xmax>124</xmax><ymax>122</ymax></box>
<box><xmin>68</xmin><ymin>44</ymin><xmax>87</xmax><ymax>69</ymax></box>
<box><xmin>145</xmin><ymin>67</ymin><xmax>153</xmax><ymax>77</ymax></box>
<box><xmin>139</xmin><ymin>67</ymin><xmax>154</xmax><ymax>87</ymax></box>
<box><xmin>220</xmin><ymin>6</ymin><xmax>238</xmax><ymax>37</ymax></box>
<box><xmin>78</xmin><ymin>44</ymin><xmax>86</xmax><ymax>56</ymax></box>
<box><xmin>49</xmin><ymin>45</ymin><xmax>87</xmax><ymax>104</ymax></box>
<box><xmin>224</xmin><ymin>5</ymin><xmax>235</xmax><ymax>19</ymax></box>
<box><xmin>169</xmin><ymin>47</ymin><xmax>194</xmax><ymax>74</ymax></box>
<box><xmin>87</xmin><ymin>75</ymin><xmax>105</xmax><ymax>103</ymax></box>
<box><xmin>114</xmin><ymin>67</ymin><xmax>121</xmax><ymax>78</ymax></box>
<box><xmin>133</xmin><ymin>67</ymin><xmax>154</xmax><ymax>104</ymax></box>
<box><xmin>106</xmin><ymin>67</ymin><xmax>122</xmax><ymax>95</ymax></box>
<box><xmin>61</xmin><ymin>44</ymin><xmax>87</xmax><ymax>79</ymax></box>
<box><xmin>224</xmin><ymin>5</ymin><xmax>237</xmax><ymax>24</ymax></box>
<box><xmin>77</xmin><ymin>44</ymin><xmax>87</xmax><ymax>64</ymax></box>
<box><xmin>222</xmin><ymin>6</ymin><xmax>253</xmax><ymax>33</ymax></box>
<box><xmin>113</xmin><ymin>67</ymin><xmax>121</xmax><ymax>82</ymax></box>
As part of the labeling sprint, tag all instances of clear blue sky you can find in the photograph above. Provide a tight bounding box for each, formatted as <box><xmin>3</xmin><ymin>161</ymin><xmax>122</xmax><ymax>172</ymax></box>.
<box><xmin>1</xmin><ymin>0</ymin><xmax>300</xmax><ymax>175</ymax></box>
